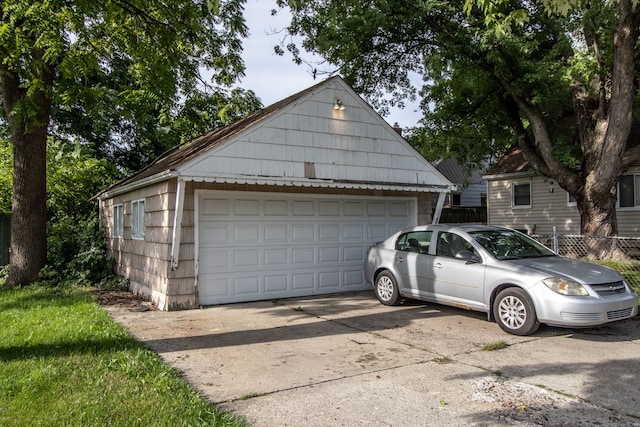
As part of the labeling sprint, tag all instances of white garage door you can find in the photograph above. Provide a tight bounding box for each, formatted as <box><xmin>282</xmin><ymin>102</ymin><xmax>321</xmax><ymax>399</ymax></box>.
<box><xmin>196</xmin><ymin>190</ymin><xmax>416</xmax><ymax>305</ymax></box>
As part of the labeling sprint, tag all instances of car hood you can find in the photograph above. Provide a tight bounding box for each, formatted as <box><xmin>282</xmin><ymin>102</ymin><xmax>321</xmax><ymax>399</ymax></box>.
<box><xmin>510</xmin><ymin>256</ymin><xmax>622</xmax><ymax>284</ymax></box>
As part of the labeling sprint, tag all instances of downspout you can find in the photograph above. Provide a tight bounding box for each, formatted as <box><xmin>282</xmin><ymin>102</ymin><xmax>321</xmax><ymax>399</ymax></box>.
<box><xmin>170</xmin><ymin>178</ymin><xmax>186</xmax><ymax>270</ymax></box>
<box><xmin>432</xmin><ymin>191</ymin><xmax>447</xmax><ymax>224</ymax></box>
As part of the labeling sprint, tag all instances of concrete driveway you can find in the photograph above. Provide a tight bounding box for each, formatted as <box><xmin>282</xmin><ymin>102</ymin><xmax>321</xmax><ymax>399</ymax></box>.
<box><xmin>104</xmin><ymin>291</ymin><xmax>640</xmax><ymax>426</ymax></box>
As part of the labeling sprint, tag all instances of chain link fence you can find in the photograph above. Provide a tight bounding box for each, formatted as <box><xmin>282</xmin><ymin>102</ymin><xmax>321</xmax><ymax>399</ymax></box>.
<box><xmin>531</xmin><ymin>232</ymin><xmax>640</xmax><ymax>292</ymax></box>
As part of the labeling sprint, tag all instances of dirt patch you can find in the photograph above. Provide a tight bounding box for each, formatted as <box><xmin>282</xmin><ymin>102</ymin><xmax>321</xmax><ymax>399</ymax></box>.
<box><xmin>95</xmin><ymin>289</ymin><xmax>156</xmax><ymax>311</ymax></box>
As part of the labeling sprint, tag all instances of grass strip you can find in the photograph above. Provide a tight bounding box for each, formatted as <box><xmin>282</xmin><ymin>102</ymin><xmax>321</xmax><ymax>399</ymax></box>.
<box><xmin>0</xmin><ymin>285</ymin><xmax>246</xmax><ymax>427</ymax></box>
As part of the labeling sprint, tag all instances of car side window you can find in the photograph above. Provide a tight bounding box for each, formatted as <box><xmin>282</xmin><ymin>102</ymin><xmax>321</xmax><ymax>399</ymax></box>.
<box><xmin>436</xmin><ymin>232</ymin><xmax>478</xmax><ymax>259</ymax></box>
<box><xmin>396</xmin><ymin>231</ymin><xmax>432</xmax><ymax>254</ymax></box>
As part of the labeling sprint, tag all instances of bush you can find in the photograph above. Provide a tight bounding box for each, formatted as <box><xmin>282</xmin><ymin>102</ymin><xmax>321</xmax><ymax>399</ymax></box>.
<box><xmin>43</xmin><ymin>212</ymin><xmax>114</xmax><ymax>286</ymax></box>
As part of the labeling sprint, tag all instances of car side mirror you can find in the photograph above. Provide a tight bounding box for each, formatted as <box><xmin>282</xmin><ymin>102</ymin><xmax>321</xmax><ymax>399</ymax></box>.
<box><xmin>455</xmin><ymin>250</ymin><xmax>481</xmax><ymax>263</ymax></box>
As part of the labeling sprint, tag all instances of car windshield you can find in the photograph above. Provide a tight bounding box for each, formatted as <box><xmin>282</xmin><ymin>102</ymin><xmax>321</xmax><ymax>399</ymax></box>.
<box><xmin>469</xmin><ymin>229</ymin><xmax>556</xmax><ymax>260</ymax></box>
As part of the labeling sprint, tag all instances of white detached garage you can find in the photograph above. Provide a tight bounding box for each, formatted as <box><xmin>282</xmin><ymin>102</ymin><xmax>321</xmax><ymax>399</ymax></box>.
<box><xmin>97</xmin><ymin>77</ymin><xmax>455</xmax><ymax>310</ymax></box>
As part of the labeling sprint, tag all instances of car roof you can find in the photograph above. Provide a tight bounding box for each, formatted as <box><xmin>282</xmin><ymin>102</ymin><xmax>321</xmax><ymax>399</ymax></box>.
<box><xmin>398</xmin><ymin>224</ymin><xmax>509</xmax><ymax>234</ymax></box>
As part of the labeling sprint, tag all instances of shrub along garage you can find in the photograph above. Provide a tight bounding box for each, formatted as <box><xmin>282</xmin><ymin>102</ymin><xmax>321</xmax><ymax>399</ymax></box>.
<box><xmin>96</xmin><ymin>77</ymin><xmax>455</xmax><ymax>310</ymax></box>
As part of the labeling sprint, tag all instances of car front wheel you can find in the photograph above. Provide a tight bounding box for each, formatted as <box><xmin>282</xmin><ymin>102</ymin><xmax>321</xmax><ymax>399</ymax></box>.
<box><xmin>493</xmin><ymin>288</ymin><xmax>540</xmax><ymax>336</ymax></box>
<box><xmin>374</xmin><ymin>271</ymin><xmax>401</xmax><ymax>306</ymax></box>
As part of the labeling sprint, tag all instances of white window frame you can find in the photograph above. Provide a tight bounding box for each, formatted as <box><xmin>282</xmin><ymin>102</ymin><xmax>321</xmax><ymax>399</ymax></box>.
<box><xmin>512</xmin><ymin>182</ymin><xmax>531</xmax><ymax>208</ymax></box>
<box><xmin>113</xmin><ymin>204</ymin><xmax>123</xmax><ymax>238</ymax></box>
<box><xmin>131</xmin><ymin>198</ymin><xmax>146</xmax><ymax>240</ymax></box>
<box><xmin>618</xmin><ymin>173</ymin><xmax>640</xmax><ymax>209</ymax></box>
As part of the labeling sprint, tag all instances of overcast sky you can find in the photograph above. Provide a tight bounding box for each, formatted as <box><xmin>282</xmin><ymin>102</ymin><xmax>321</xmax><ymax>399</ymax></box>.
<box><xmin>238</xmin><ymin>0</ymin><xmax>423</xmax><ymax>130</ymax></box>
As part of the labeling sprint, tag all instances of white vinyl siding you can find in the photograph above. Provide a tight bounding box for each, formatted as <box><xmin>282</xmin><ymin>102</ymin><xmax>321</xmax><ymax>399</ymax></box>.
<box><xmin>113</xmin><ymin>204</ymin><xmax>123</xmax><ymax>238</ymax></box>
<box><xmin>131</xmin><ymin>198</ymin><xmax>146</xmax><ymax>240</ymax></box>
<box><xmin>487</xmin><ymin>175</ymin><xmax>581</xmax><ymax>235</ymax></box>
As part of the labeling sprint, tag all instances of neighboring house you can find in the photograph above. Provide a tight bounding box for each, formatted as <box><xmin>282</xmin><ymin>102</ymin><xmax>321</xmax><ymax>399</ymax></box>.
<box><xmin>96</xmin><ymin>76</ymin><xmax>455</xmax><ymax>310</ymax></box>
<box><xmin>483</xmin><ymin>146</ymin><xmax>640</xmax><ymax>236</ymax></box>
<box><xmin>434</xmin><ymin>158</ymin><xmax>487</xmax><ymax>207</ymax></box>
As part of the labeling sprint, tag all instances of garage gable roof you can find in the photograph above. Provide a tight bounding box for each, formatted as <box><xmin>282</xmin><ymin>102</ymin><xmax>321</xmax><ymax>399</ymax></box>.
<box><xmin>99</xmin><ymin>76</ymin><xmax>453</xmax><ymax>198</ymax></box>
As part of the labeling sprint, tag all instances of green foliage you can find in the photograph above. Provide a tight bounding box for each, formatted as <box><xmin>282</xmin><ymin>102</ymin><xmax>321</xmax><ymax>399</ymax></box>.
<box><xmin>46</xmin><ymin>138</ymin><xmax>120</xmax><ymax>219</ymax></box>
<box><xmin>43</xmin><ymin>212</ymin><xmax>113</xmax><ymax>286</ymax></box>
<box><xmin>42</xmin><ymin>139</ymin><xmax>120</xmax><ymax>285</ymax></box>
<box><xmin>0</xmin><ymin>137</ymin><xmax>120</xmax><ymax>284</ymax></box>
<box><xmin>0</xmin><ymin>285</ymin><xmax>247</xmax><ymax>426</ymax></box>
<box><xmin>0</xmin><ymin>140</ymin><xmax>11</xmax><ymax>215</ymax></box>
<box><xmin>482</xmin><ymin>340</ymin><xmax>510</xmax><ymax>351</ymax></box>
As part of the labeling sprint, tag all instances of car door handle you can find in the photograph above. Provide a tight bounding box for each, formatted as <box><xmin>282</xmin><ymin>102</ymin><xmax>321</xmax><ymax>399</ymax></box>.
<box><xmin>433</xmin><ymin>262</ymin><xmax>443</xmax><ymax>269</ymax></box>
<box><xmin>395</xmin><ymin>256</ymin><xmax>405</xmax><ymax>263</ymax></box>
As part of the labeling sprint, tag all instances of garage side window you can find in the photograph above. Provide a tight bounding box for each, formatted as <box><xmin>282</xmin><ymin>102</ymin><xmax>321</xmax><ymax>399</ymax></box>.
<box><xmin>131</xmin><ymin>198</ymin><xmax>145</xmax><ymax>240</ymax></box>
<box><xmin>395</xmin><ymin>231</ymin><xmax>432</xmax><ymax>254</ymax></box>
<box><xmin>512</xmin><ymin>182</ymin><xmax>531</xmax><ymax>208</ymax></box>
<box><xmin>113</xmin><ymin>204</ymin><xmax>123</xmax><ymax>238</ymax></box>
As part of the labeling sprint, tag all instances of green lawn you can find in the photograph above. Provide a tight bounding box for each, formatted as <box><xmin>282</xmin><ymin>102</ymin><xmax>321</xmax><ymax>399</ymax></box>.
<box><xmin>0</xmin><ymin>285</ymin><xmax>247</xmax><ymax>427</ymax></box>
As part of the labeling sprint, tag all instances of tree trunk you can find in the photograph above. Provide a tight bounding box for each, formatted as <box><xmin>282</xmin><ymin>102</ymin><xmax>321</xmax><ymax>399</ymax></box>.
<box><xmin>5</xmin><ymin>127</ymin><xmax>48</xmax><ymax>287</ymax></box>
<box><xmin>576</xmin><ymin>184</ymin><xmax>627</xmax><ymax>260</ymax></box>
<box><xmin>1</xmin><ymin>57</ymin><xmax>53</xmax><ymax>288</ymax></box>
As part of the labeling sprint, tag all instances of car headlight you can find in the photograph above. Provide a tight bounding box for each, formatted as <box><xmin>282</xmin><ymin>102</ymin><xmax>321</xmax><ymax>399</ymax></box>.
<box><xmin>542</xmin><ymin>277</ymin><xmax>589</xmax><ymax>296</ymax></box>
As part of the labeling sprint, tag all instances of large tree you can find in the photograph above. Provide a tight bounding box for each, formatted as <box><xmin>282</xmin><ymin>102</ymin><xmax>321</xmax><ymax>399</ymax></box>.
<box><xmin>0</xmin><ymin>0</ymin><xmax>255</xmax><ymax>287</ymax></box>
<box><xmin>278</xmin><ymin>0</ymin><xmax>640</xmax><ymax>258</ymax></box>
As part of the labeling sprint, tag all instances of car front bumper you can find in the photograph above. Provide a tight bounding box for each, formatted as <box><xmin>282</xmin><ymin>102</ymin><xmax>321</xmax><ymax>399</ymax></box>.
<box><xmin>532</xmin><ymin>284</ymin><xmax>638</xmax><ymax>328</ymax></box>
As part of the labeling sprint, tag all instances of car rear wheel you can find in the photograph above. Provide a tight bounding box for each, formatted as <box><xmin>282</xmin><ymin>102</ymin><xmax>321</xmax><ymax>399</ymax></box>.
<box><xmin>374</xmin><ymin>271</ymin><xmax>401</xmax><ymax>306</ymax></box>
<box><xmin>493</xmin><ymin>288</ymin><xmax>540</xmax><ymax>336</ymax></box>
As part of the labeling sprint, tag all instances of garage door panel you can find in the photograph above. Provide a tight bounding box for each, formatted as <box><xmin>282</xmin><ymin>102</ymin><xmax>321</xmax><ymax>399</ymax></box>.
<box><xmin>199</xmin><ymin>224</ymin><xmax>229</xmax><ymax>245</ymax></box>
<box><xmin>367</xmin><ymin>201</ymin><xmax>386</xmax><ymax>216</ymax></box>
<box><xmin>292</xmin><ymin>224</ymin><xmax>315</xmax><ymax>241</ymax></box>
<box><xmin>319</xmin><ymin>271</ymin><xmax>340</xmax><ymax>288</ymax></box>
<box><xmin>344</xmin><ymin>201</ymin><xmax>364</xmax><ymax>216</ymax></box>
<box><xmin>293</xmin><ymin>273</ymin><xmax>314</xmax><ymax>290</ymax></box>
<box><xmin>201</xmin><ymin>198</ymin><xmax>229</xmax><ymax>216</ymax></box>
<box><xmin>265</xmin><ymin>199</ymin><xmax>288</xmax><ymax>215</ymax></box>
<box><xmin>318</xmin><ymin>224</ymin><xmax>339</xmax><ymax>240</ymax></box>
<box><xmin>344</xmin><ymin>246</ymin><xmax>364</xmax><ymax>262</ymax></box>
<box><xmin>197</xmin><ymin>191</ymin><xmax>416</xmax><ymax>305</ymax></box>
<box><xmin>234</xmin><ymin>224</ymin><xmax>260</xmax><ymax>242</ymax></box>
<box><xmin>265</xmin><ymin>224</ymin><xmax>287</xmax><ymax>242</ymax></box>
<box><xmin>292</xmin><ymin>247</ymin><xmax>315</xmax><ymax>264</ymax></box>
<box><xmin>235</xmin><ymin>199</ymin><xmax>259</xmax><ymax>215</ymax></box>
<box><xmin>344</xmin><ymin>224</ymin><xmax>364</xmax><ymax>240</ymax></box>
<box><xmin>319</xmin><ymin>201</ymin><xmax>339</xmax><ymax>215</ymax></box>
<box><xmin>293</xmin><ymin>200</ymin><xmax>314</xmax><ymax>215</ymax></box>
<box><xmin>389</xmin><ymin>201</ymin><xmax>409</xmax><ymax>216</ymax></box>
<box><xmin>198</xmin><ymin>248</ymin><xmax>229</xmax><ymax>270</ymax></box>
<box><xmin>344</xmin><ymin>270</ymin><xmax>364</xmax><ymax>286</ymax></box>
<box><xmin>234</xmin><ymin>249</ymin><xmax>260</xmax><ymax>267</ymax></box>
<box><xmin>265</xmin><ymin>275</ymin><xmax>288</xmax><ymax>292</ymax></box>
<box><xmin>265</xmin><ymin>248</ymin><xmax>288</xmax><ymax>266</ymax></box>
<box><xmin>234</xmin><ymin>277</ymin><xmax>260</xmax><ymax>295</ymax></box>
<box><xmin>319</xmin><ymin>247</ymin><xmax>340</xmax><ymax>263</ymax></box>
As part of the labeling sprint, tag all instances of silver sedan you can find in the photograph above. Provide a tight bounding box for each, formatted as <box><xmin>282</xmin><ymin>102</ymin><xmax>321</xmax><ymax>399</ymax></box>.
<box><xmin>364</xmin><ymin>224</ymin><xmax>638</xmax><ymax>335</ymax></box>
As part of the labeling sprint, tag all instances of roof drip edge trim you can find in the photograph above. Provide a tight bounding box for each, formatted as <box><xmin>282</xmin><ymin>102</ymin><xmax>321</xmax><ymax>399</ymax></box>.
<box><xmin>183</xmin><ymin>175</ymin><xmax>453</xmax><ymax>193</ymax></box>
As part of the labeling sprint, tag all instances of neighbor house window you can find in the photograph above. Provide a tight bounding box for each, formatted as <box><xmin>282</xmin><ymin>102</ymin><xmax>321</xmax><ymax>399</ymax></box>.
<box><xmin>451</xmin><ymin>193</ymin><xmax>461</xmax><ymax>206</ymax></box>
<box><xmin>113</xmin><ymin>204</ymin><xmax>123</xmax><ymax>238</ymax></box>
<box><xmin>619</xmin><ymin>174</ymin><xmax>640</xmax><ymax>208</ymax></box>
<box><xmin>512</xmin><ymin>182</ymin><xmax>531</xmax><ymax>208</ymax></box>
<box><xmin>131</xmin><ymin>198</ymin><xmax>146</xmax><ymax>240</ymax></box>
<box><xmin>567</xmin><ymin>192</ymin><xmax>577</xmax><ymax>207</ymax></box>
<box><xmin>480</xmin><ymin>193</ymin><xmax>487</xmax><ymax>207</ymax></box>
